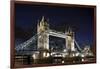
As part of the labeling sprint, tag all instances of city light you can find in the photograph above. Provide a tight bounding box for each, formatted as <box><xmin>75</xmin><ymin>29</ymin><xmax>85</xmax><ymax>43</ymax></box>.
<box><xmin>32</xmin><ymin>54</ymin><xmax>36</xmax><ymax>59</ymax></box>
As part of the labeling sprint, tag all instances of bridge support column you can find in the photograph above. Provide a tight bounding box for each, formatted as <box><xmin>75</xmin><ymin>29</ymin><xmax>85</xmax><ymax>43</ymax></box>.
<box><xmin>65</xmin><ymin>28</ymin><xmax>75</xmax><ymax>53</ymax></box>
<box><xmin>37</xmin><ymin>16</ymin><xmax>49</xmax><ymax>50</ymax></box>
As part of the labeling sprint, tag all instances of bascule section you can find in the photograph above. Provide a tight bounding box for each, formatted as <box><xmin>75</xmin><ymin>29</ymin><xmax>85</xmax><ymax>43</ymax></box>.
<box><xmin>15</xmin><ymin>16</ymin><xmax>94</xmax><ymax>65</ymax></box>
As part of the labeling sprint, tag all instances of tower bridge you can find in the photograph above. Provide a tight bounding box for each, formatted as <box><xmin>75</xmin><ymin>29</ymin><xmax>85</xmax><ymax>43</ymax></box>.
<box><xmin>16</xmin><ymin>16</ymin><xmax>93</xmax><ymax>60</ymax></box>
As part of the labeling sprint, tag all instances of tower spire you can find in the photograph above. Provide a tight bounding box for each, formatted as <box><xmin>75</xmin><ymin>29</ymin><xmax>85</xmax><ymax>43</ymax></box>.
<box><xmin>41</xmin><ymin>16</ymin><xmax>45</xmax><ymax>22</ymax></box>
<box><xmin>68</xmin><ymin>27</ymin><xmax>72</xmax><ymax>33</ymax></box>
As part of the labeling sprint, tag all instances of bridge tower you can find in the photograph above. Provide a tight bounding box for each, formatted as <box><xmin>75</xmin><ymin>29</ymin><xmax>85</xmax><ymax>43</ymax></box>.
<box><xmin>37</xmin><ymin>16</ymin><xmax>49</xmax><ymax>51</ymax></box>
<box><xmin>65</xmin><ymin>27</ymin><xmax>75</xmax><ymax>52</ymax></box>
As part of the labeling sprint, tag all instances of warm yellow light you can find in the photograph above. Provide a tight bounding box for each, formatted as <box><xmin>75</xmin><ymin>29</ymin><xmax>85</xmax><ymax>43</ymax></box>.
<box><xmin>43</xmin><ymin>52</ymin><xmax>46</xmax><ymax>57</ymax></box>
<box><xmin>62</xmin><ymin>61</ymin><xmax>64</xmax><ymax>63</ymax></box>
<box><xmin>46</xmin><ymin>53</ymin><xmax>50</xmax><ymax>57</ymax></box>
<box><xmin>32</xmin><ymin>54</ymin><xmax>36</xmax><ymax>59</ymax></box>
<box><xmin>43</xmin><ymin>52</ymin><xmax>50</xmax><ymax>57</ymax></box>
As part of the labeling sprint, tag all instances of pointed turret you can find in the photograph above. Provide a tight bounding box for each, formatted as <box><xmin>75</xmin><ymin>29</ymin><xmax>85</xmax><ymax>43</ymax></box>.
<box><xmin>68</xmin><ymin>27</ymin><xmax>72</xmax><ymax>33</ymax></box>
<box><xmin>41</xmin><ymin>16</ymin><xmax>45</xmax><ymax>22</ymax></box>
<box><xmin>65</xmin><ymin>26</ymin><xmax>72</xmax><ymax>34</ymax></box>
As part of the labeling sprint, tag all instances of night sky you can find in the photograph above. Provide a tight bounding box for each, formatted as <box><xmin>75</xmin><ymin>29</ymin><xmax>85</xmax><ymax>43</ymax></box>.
<box><xmin>15</xmin><ymin>3</ymin><xmax>94</xmax><ymax>49</ymax></box>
